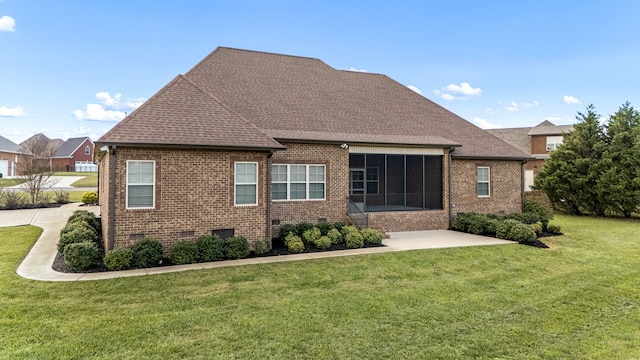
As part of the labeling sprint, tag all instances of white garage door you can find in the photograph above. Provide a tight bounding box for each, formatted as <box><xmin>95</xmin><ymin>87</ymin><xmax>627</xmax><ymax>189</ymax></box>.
<box><xmin>0</xmin><ymin>160</ymin><xmax>8</xmax><ymax>177</ymax></box>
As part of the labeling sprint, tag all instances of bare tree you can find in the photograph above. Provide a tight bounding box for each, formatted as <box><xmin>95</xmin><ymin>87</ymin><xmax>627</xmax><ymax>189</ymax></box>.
<box><xmin>16</xmin><ymin>143</ymin><xmax>59</xmax><ymax>205</ymax></box>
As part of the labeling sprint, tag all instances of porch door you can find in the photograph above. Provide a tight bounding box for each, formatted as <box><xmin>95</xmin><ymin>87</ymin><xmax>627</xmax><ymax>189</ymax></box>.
<box><xmin>349</xmin><ymin>169</ymin><xmax>365</xmax><ymax>211</ymax></box>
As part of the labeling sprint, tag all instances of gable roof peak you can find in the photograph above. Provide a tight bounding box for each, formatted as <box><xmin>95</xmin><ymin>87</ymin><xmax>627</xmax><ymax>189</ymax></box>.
<box><xmin>534</xmin><ymin>120</ymin><xmax>556</xmax><ymax>127</ymax></box>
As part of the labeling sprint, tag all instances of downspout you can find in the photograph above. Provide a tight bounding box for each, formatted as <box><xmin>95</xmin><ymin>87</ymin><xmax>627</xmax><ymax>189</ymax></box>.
<box><xmin>521</xmin><ymin>159</ymin><xmax>527</xmax><ymax>213</ymax></box>
<box><xmin>108</xmin><ymin>146</ymin><xmax>117</xmax><ymax>250</ymax></box>
<box><xmin>447</xmin><ymin>147</ymin><xmax>455</xmax><ymax>229</ymax></box>
<box><xmin>266</xmin><ymin>150</ymin><xmax>274</xmax><ymax>243</ymax></box>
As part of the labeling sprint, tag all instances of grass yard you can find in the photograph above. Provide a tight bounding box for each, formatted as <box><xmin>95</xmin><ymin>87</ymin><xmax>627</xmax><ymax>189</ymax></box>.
<box><xmin>1</xmin><ymin>216</ymin><xmax>639</xmax><ymax>359</ymax></box>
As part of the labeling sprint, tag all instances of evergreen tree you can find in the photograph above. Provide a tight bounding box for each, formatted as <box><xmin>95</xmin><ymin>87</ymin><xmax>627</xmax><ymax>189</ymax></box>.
<box><xmin>535</xmin><ymin>105</ymin><xmax>607</xmax><ymax>215</ymax></box>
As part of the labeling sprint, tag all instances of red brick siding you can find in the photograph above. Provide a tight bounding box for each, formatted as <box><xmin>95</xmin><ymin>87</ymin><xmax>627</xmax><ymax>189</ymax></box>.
<box><xmin>0</xmin><ymin>151</ymin><xmax>18</xmax><ymax>177</ymax></box>
<box><xmin>271</xmin><ymin>143</ymin><xmax>349</xmax><ymax>234</ymax></box>
<box><xmin>51</xmin><ymin>139</ymin><xmax>95</xmax><ymax>172</ymax></box>
<box><xmin>451</xmin><ymin>159</ymin><xmax>523</xmax><ymax>216</ymax></box>
<box><xmin>109</xmin><ymin>147</ymin><xmax>269</xmax><ymax>251</ymax></box>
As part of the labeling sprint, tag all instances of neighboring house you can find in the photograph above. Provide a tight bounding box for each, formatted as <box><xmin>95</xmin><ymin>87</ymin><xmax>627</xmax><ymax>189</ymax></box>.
<box><xmin>20</xmin><ymin>133</ymin><xmax>64</xmax><ymax>171</ymax></box>
<box><xmin>51</xmin><ymin>137</ymin><xmax>96</xmax><ymax>172</ymax></box>
<box><xmin>487</xmin><ymin>120</ymin><xmax>574</xmax><ymax>190</ymax></box>
<box><xmin>95</xmin><ymin>47</ymin><xmax>530</xmax><ymax>252</ymax></box>
<box><xmin>0</xmin><ymin>134</ymin><xmax>22</xmax><ymax>177</ymax></box>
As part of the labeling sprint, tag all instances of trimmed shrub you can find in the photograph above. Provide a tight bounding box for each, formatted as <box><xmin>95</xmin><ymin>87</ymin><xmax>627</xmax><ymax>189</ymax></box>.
<box><xmin>316</xmin><ymin>222</ymin><xmax>333</xmax><ymax>236</ymax></box>
<box><xmin>63</xmin><ymin>241</ymin><xmax>99</xmax><ymax>271</ymax></box>
<box><xmin>196</xmin><ymin>234</ymin><xmax>225</xmax><ymax>262</ymax></box>
<box><xmin>168</xmin><ymin>241</ymin><xmax>200</xmax><ymax>265</ymax></box>
<box><xmin>284</xmin><ymin>232</ymin><xmax>298</xmax><ymax>245</ymax></box>
<box><xmin>509</xmin><ymin>223</ymin><xmax>537</xmax><ymax>244</ymax></box>
<box><xmin>547</xmin><ymin>224</ymin><xmax>562</xmax><ymax>234</ymax></box>
<box><xmin>58</xmin><ymin>225</ymin><xmax>98</xmax><ymax>253</ymax></box>
<box><xmin>361</xmin><ymin>228</ymin><xmax>384</xmax><ymax>245</ymax></box>
<box><xmin>224</xmin><ymin>236</ymin><xmax>250</xmax><ymax>259</ymax></box>
<box><xmin>531</xmin><ymin>222</ymin><xmax>543</xmax><ymax>235</ymax></box>
<box><xmin>279</xmin><ymin>224</ymin><xmax>297</xmax><ymax>240</ymax></box>
<box><xmin>286</xmin><ymin>236</ymin><xmax>305</xmax><ymax>253</ymax></box>
<box><xmin>496</xmin><ymin>219</ymin><xmax>521</xmax><ymax>240</ymax></box>
<box><xmin>327</xmin><ymin>228</ymin><xmax>343</xmax><ymax>245</ymax></box>
<box><xmin>332</xmin><ymin>221</ymin><xmax>347</xmax><ymax>230</ymax></box>
<box><xmin>315</xmin><ymin>236</ymin><xmax>332</xmax><ymax>250</ymax></box>
<box><xmin>103</xmin><ymin>247</ymin><xmax>133</xmax><ymax>271</ymax></box>
<box><xmin>302</xmin><ymin>227</ymin><xmax>321</xmax><ymax>245</ymax></box>
<box><xmin>68</xmin><ymin>210</ymin><xmax>100</xmax><ymax>233</ymax></box>
<box><xmin>524</xmin><ymin>190</ymin><xmax>554</xmax><ymax>219</ymax></box>
<box><xmin>345</xmin><ymin>231</ymin><xmax>364</xmax><ymax>249</ymax></box>
<box><xmin>454</xmin><ymin>213</ymin><xmax>499</xmax><ymax>235</ymax></box>
<box><xmin>131</xmin><ymin>237</ymin><xmax>163</xmax><ymax>268</ymax></box>
<box><xmin>341</xmin><ymin>225</ymin><xmax>359</xmax><ymax>237</ymax></box>
<box><xmin>295</xmin><ymin>222</ymin><xmax>314</xmax><ymax>237</ymax></box>
<box><xmin>81</xmin><ymin>191</ymin><xmax>98</xmax><ymax>205</ymax></box>
<box><xmin>252</xmin><ymin>239</ymin><xmax>271</xmax><ymax>255</ymax></box>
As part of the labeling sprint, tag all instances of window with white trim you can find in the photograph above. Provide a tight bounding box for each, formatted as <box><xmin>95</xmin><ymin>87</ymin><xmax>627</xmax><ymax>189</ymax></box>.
<box><xmin>85</xmin><ymin>145</ymin><xmax>91</xmax><ymax>155</ymax></box>
<box><xmin>546</xmin><ymin>136</ymin><xmax>563</xmax><ymax>151</ymax></box>
<box><xmin>477</xmin><ymin>166</ymin><xmax>490</xmax><ymax>197</ymax></box>
<box><xmin>272</xmin><ymin>164</ymin><xmax>325</xmax><ymax>201</ymax></box>
<box><xmin>235</xmin><ymin>162</ymin><xmax>258</xmax><ymax>206</ymax></box>
<box><xmin>126</xmin><ymin>160</ymin><xmax>155</xmax><ymax>209</ymax></box>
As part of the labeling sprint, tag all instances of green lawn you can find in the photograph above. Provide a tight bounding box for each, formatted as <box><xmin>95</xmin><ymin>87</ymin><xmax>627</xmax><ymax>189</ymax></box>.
<box><xmin>1</xmin><ymin>216</ymin><xmax>639</xmax><ymax>359</ymax></box>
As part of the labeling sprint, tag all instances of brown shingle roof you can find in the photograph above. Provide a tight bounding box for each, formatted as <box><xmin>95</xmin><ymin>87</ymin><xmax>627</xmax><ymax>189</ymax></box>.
<box><xmin>99</xmin><ymin>47</ymin><xmax>529</xmax><ymax>159</ymax></box>
<box><xmin>486</xmin><ymin>128</ymin><xmax>532</xmax><ymax>154</ymax></box>
<box><xmin>98</xmin><ymin>75</ymin><xmax>284</xmax><ymax>150</ymax></box>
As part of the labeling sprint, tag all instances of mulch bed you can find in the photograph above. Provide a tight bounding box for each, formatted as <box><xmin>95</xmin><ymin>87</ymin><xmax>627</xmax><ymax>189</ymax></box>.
<box><xmin>52</xmin><ymin>238</ymin><xmax>385</xmax><ymax>274</ymax></box>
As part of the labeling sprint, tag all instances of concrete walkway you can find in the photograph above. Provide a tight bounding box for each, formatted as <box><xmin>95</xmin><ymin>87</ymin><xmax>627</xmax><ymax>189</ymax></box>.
<box><xmin>0</xmin><ymin>205</ymin><xmax>515</xmax><ymax>282</ymax></box>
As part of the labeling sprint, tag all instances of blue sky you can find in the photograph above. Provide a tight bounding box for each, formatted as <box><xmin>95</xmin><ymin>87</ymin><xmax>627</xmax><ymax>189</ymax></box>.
<box><xmin>1</xmin><ymin>1</ymin><xmax>639</xmax><ymax>143</ymax></box>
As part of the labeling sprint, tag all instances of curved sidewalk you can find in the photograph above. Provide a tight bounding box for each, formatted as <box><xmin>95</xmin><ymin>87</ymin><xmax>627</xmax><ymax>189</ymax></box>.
<box><xmin>2</xmin><ymin>204</ymin><xmax>514</xmax><ymax>282</ymax></box>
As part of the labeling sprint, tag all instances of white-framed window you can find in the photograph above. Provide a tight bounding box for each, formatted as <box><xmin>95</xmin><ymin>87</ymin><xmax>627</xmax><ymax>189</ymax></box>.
<box><xmin>85</xmin><ymin>145</ymin><xmax>91</xmax><ymax>155</ymax></box>
<box><xmin>546</xmin><ymin>136</ymin><xmax>563</xmax><ymax>151</ymax></box>
<box><xmin>126</xmin><ymin>160</ymin><xmax>155</xmax><ymax>209</ymax></box>
<box><xmin>272</xmin><ymin>164</ymin><xmax>325</xmax><ymax>201</ymax></box>
<box><xmin>477</xmin><ymin>166</ymin><xmax>490</xmax><ymax>197</ymax></box>
<box><xmin>235</xmin><ymin>162</ymin><xmax>258</xmax><ymax>206</ymax></box>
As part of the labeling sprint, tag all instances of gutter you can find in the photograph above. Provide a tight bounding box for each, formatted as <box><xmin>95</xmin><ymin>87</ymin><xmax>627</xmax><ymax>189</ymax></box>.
<box><xmin>108</xmin><ymin>146</ymin><xmax>117</xmax><ymax>250</ymax></box>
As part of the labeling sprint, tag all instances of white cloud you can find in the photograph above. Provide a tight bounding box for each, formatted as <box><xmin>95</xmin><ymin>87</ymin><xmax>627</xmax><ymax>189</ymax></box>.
<box><xmin>348</xmin><ymin>67</ymin><xmax>368</xmax><ymax>72</ymax></box>
<box><xmin>472</xmin><ymin>116</ymin><xmax>502</xmax><ymax>129</ymax></box>
<box><xmin>0</xmin><ymin>16</ymin><xmax>15</xmax><ymax>32</ymax></box>
<box><xmin>434</xmin><ymin>82</ymin><xmax>482</xmax><ymax>101</ymax></box>
<box><xmin>407</xmin><ymin>85</ymin><xmax>422</xmax><ymax>95</ymax></box>
<box><xmin>563</xmin><ymin>95</ymin><xmax>581</xmax><ymax>105</ymax></box>
<box><xmin>72</xmin><ymin>103</ymin><xmax>126</xmax><ymax>122</ymax></box>
<box><xmin>0</xmin><ymin>105</ymin><xmax>25</xmax><ymax>117</ymax></box>
<box><xmin>505</xmin><ymin>101</ymin><xmax>519</xmax><ymax>112</ymax></box>
<box><xmin>521</xmin><ymin>100</ymin><xmax>539</xmax><ymax>109</ymax></box>
<box><xmin>485</xmin><ymin>107</ymin><xmax>500</xmax><ymax>115</ymax></box>
<box><xmin>72</xmin><ymin>92</ymin><xmax>144</xmax><ymax>122</ymax></box>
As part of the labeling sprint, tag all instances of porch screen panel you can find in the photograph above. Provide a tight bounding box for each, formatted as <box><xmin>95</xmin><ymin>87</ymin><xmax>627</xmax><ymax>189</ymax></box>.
<box><xmin>386</xmin><ymin>155</ymin><xmax>405</xmax><ymax>208</ymax></box>
<box><xmin>365</xmin><ymin>154</ymin><xmax>385</xmax><ymax>210</ymax></box>
<box><xmin>424</xmin><ymin>156</ymin><xmax>443</xmax><ymax>209</ymax></box>
<box><xmin>406</xmin><ymin>155</ymin><xmax>424</xmax><ymax>209</ymax></box>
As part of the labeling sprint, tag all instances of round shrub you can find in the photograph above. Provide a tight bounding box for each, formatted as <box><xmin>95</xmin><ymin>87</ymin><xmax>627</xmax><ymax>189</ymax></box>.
<box><xmin>547</xmin><ymin>224</ymin><xmax>562</xmax><ymax>234</ymax></box>
<box><xmin>252</xmin><ymin>239</ymin><xmax>270</xmax><ymax>255</ymax></box>
<box><xmin>315</xmin><ymin>236</ymin><xmax>332</xmax><ymax>250</ymax></box>
<box><xmin>316</xmin><ymin>222</ymin><xmax>333</xmax><ymax>236</ymax></box>
<box><xmin>58</xmin><ymin>225</ymin><xmax>98</xmax><ymax>253</ymax></box>
<box><xmin>224</xmin><ymin>236</ymin><xmax>250</xmax><ymax>259</ymax></box>
<box><xmin>284</xmin><ymin>232</ymin><xmax>299</xmax><ymax>246</ymax></box>
<box><xmin>81</xmin><ymin>191</ymin><xmax>98</xmax><ymax>205</ymax></box>
<box><xmin>531</xmin><ymin>222</ymin><xmax>543</xmax><ymax>235</ymax></box>
<box><xmin>104</xmin><ymin>247</ymin><xmax>133</xmax><ymax>271</ymax></box>
<box><xmin>345</xmin><ymin>231</ymin><xmax>364</xmax><ymax>249</ymax></box>
<box><xmin>295</xmin><ymin>222</ymin><xmax>314</xmax><ymax>237</ymax></box>
<box><xmin>68</xmin><ymin>210</ymin><xmax>100</xmax><ymax>232</ymax></box>
<box><xmin>286</xmin><ymin>237</ymin><xmax>305</xmax><ymax>253</ymax></box>
<box><xmin>341</xmin><ymin>225</ymin><xmax>359</xmax><ymax>237</ymax></box>
<box><xmin>327</xmin><ymin>228</ymin><xmax>343</xmax><ymax>245</ymax></box>
<box><xmin>63</xmin><ymin>241</ymin><xmax>99</xmax><ymax>271</ymax></box>
<box><xmin>302</xmin><ymin>227</ymin><xmax>321</xmax><ymax>244</ymax></box>
<box><xmin>279</xmin><ymin>224</ymin><xmax>297</xmax><ymax>240</ymax></box>
<box><xmin>509</xmin><ymin>223</ymin><xmax>537</xmax><ymax>244</ymax></box>
<box><xmin>496</xmin><ymin>219</ymin><xmax>520</xmax><ymax>240</ymax></box>
<box><xmin>168</xmin><ymin>241</ymin><xmax>199</xmax><ymax>265</ymax></box>
<box><xmin>131</xmin><ymin>237</ymin><xmax>163</xmax><ymax>268</ymax></box>
<box><xmin>361</xmin><ymin>228</ymin><xmax>383</xmax><ymax>245</ymax></box>
<box><xmin>196</xmin><ymin>234</ymin><xmax>225</xmax><ymax>262</ymax></box>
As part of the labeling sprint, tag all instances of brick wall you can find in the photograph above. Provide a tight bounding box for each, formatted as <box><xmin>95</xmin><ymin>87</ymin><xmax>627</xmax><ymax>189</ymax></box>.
<box><xmin>270</xmin><ymin>143</ymin><xmax>349</xmax><ymax>234</ymax></box>
<box><xmin>451</xmin><ymin>159</ymin><xmax>523</xmax><ymax>216</ymax></box>
<box><xmin>52</xmin><ymin>139</ymin><xmax>94</xmax><ymax>172</ymax></box>
<box><xmin>0</xmin><ymin>151</ymin><xmax>18</xmax><ymax>177</ymax></box>
<box><xmin>107</xmin><ymin>147</ymin><xmax>269</xmax><ymax>251</ymax></box>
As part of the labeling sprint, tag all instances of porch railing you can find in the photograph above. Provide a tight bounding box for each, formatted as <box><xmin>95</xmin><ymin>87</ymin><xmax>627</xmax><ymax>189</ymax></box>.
<box><xmin>346</xmin><ymin>196</ymin><xmax>368</xmax><ymax>229</ymax></box>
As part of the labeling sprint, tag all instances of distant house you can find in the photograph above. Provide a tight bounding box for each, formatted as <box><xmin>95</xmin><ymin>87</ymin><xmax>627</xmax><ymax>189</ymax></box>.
<box><xmin>95</xmin><ymin>47</ymin><xmax>530</xmax><ymax>252</ymax></box>
<box><xmin>487</xmin><ymin>120</ymin><xmax>573</xmax><ymax>190</ymax></box>
<box><xmin>51</xmin><ymin>137</ymin><xmax>96</xmax><ymax>172</ymax></box>
<box><xmin>0</xmin><ymin>134</ymin><xmax>23</xmax><ymax>177</ymax></box>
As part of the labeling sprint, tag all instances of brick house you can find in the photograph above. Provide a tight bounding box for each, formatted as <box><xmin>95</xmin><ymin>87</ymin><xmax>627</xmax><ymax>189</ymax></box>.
<box><xmin>50</xmin><ymin>137</ymin><xmax>96</xmax><ymax>172</ymax></box>
<box><xmin>95</xmin><ymin>47</ymin><xmax>530</xmax><ymax>252</ymax></box>
<box><xmin>487</xmin><ymin>120</ymin><xmax>573</xmax><ymax>190</ymax></box>
<box><xmin>0</xmin><ymin>134</ymin><xmax>22</xmax><ymax>177</ymax></box>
